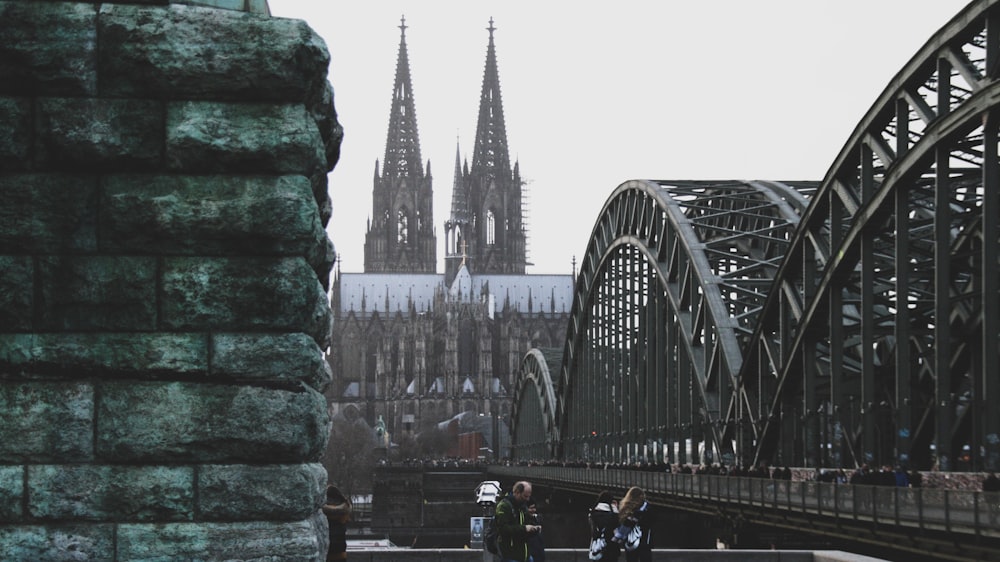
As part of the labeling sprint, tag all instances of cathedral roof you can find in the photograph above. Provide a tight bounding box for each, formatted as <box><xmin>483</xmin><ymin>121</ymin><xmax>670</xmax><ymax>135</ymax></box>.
<box><xmin>449</xmin><ymin>262</ymin><xmax>473</xmax><ymax>299</ymax></box>
<box><xmin>336</xmin><ymin>272</ymin><xmax>574</xmax><ymax>316</ymax></box>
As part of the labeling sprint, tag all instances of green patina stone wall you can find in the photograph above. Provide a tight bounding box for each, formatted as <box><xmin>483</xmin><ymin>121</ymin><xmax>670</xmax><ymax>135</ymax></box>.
<box><xmin>0</xmin><ymin>0</ymin><xmax>340</xmax><ymax>559</ymax></box>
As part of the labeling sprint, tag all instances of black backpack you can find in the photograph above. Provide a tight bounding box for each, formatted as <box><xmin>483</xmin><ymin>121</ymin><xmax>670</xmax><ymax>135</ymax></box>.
<box><xmin>484</xmin><ymin>497</ymin><xmax>511</xmax><ymax>555</ymax></box>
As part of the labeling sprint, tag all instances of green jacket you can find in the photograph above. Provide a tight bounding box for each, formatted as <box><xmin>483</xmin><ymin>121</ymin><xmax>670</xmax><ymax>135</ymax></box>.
<box><xmin>494</xmin><ymin>495</ymin><xmax>529</xmax><ymax>562</ymax></box>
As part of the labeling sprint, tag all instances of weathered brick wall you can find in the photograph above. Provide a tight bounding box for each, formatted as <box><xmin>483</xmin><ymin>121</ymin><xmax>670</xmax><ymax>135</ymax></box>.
<box><xmin>0</xmin><ymin>1</ymin><xmax>341</xmax><ymax>559</ymax></box>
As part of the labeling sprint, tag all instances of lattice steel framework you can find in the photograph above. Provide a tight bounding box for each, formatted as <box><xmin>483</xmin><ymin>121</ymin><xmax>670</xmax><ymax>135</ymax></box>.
<box><xmin>510</xmin><ymin>348</ymin><xmax>561</xmax><ymax>460</ymax></box>
<box><xmin>546</xmin><ymin>180</ymin><xmax>812</xmax><ymax>465</ymax></box>
<box><xmin>510</xmin><ymin>0</ymin><xmax>1000</xmax><ymax>473</ymax></box>
<box><xmin>734</xmin><ymin>0</ymin><xmax>1000</xmax><ymax>473</ymax></box>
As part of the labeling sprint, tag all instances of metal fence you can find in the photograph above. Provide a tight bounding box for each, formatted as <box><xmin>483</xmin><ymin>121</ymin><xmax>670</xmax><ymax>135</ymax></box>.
<box><xmin>492</xmin><ymin>466</ymin><xmax>1000</xmax><ymax>539</ymax></box>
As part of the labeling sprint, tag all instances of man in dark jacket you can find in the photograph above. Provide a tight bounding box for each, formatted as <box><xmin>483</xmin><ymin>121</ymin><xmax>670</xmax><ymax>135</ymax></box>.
<box><xmin>322</xmin><ymin>485</ymin><xmax>351</xmax><ymax>561</ymax></box>
<box><xmin>494</xmin><ymin>480</ymin><xmax>541</xmax><ymax>562</ymax></box>
<box><xmin>526</xmin><ymin>498</ymin><xmax>545</xmax><ymax>562</ymax></box>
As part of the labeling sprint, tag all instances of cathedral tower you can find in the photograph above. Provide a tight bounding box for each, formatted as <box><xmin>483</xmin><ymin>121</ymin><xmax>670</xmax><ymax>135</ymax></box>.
<box><xmin>445</xmin><ymin>18</ymin><xmax>527</xmax><ymax>283</ymax></box>
<box><xmin>365</xmin><ymin>16</ymin><xmax>437</xmax><ymax>273</ymax></box>
<box><xmin>327</xmin><ymin>16</ymin><xmax>574</xmax><ymax>466</ymax></box>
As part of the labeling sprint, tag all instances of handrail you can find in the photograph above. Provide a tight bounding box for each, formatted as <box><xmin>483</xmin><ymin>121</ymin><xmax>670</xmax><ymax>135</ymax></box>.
<box><xmin>489</xmin><ymin>465</ymin><xmax>1000</xmax><ymax>540</ymax></box>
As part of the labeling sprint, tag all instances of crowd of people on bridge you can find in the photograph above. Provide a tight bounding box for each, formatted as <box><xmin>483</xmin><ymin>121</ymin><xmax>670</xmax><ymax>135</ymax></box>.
<box><xmin>497</xmin><ymin>458</ymin><xmax>965</xmax><ymax>489</ymax></box>
<box><xmin>506</xmin><ymin>458</ymin><xmax>798</xmax><ymax>480</ymax></box>
<box><xmin>813</xmin><ymin>463</ymin><xmax>921</xmax><ymax>487</ymax></box>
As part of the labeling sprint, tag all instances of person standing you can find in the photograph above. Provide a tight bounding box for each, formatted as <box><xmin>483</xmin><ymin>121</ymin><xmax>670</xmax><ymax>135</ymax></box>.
<box><xmin>984</xmin><ymin>472</ymin><xmax>1000</xmax><ymax>525</ymax></box>
<box><xmin>495</xmin><ymin>480</ymin><xmax>541</xmax><ymax>562</ymax></box>
<box><xmin>322</xmin><ymin>485</ymin><xmax>352</xmax><ymax>561</ymax></box>
<box><xmin>526</xmin><ymin>498</ymin><xmax>545</xmax><ymax>562</ymax></box>
<box><xmin>615</xmin><ymin>486</ymin><xmax>653</xmax><ymax>562</ymax></box>
<box><xmin>589</xmin><ymin>490</ymin><xmax>621</xmax><ymax>561</ymax></box>
<box><xmin>984</xmin><ymin>472</ymin><xmax>1000</xmax><ymax>492</ymax></box>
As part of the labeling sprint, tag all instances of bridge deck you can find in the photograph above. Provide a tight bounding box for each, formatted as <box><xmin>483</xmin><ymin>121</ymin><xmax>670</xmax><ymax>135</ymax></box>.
<box><xmin>490</xmin><ymin>465</ymin><xmax>1000</xmax><ymax>561</ymax></box>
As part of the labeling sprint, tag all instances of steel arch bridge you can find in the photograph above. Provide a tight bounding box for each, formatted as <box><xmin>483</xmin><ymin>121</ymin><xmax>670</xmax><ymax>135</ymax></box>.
<box><xmin>510</xmin><ymin>0</ymin><xmax>1000</xmax><ymax>472</ymax></box>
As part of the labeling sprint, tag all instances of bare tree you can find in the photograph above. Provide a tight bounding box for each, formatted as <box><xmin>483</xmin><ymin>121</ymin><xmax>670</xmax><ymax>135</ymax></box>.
<box><xmin>323</xmin><ymin>415</ymin><xmax>378</xmax><ymax>498</ymax></box>
<box><xmin>416</xmin><ymin>425</ymin><xmax>457</xmax><ymax>458</ymax></box>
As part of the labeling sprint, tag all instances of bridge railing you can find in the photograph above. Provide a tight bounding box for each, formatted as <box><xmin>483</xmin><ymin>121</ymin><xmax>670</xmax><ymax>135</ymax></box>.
<box><xmin>492</xmin><ymin>466</ymin><xmax>1000</xmax><ymax>539</ymax></box>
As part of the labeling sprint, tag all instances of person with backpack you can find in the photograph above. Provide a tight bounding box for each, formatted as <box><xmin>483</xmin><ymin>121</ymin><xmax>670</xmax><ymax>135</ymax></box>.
<box><xmin>613</xmin><ymin>486</ymin><xmax>653</xmax><ymax>562</ymax></box>
<box><xmin>493</xmin><ymin>480</ymin><xmax>541</xmax><ymax>562</ymax></box>
<box><xmin>525</xmin><ymin>498</ymin><xmax>545</xmax><ymax>562</ymax></box>
<box><xmin>322</xmin><ymin>485</ymin><xmax>351</xmax><ymax>561</ymax></box>
<box><xmin>588</xmin><ymin>490</ymin><xmax>621</xmax><ymax>561</ymax></box>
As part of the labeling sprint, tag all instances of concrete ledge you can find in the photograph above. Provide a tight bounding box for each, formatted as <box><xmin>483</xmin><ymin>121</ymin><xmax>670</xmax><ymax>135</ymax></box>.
<box><xmin>342</xmin><ymin>549</ymin><xmax>885</xmax><ymax>562</ymax></box>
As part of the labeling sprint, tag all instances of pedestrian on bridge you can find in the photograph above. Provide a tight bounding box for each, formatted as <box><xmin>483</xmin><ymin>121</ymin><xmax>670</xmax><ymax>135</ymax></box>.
<box><xmin>985</xmin><ymin>472</ymin><xmax>1000</xmax><ymax>525</ymax></box>
<box><xmin>322</xmin><ymin>485</ymin><xmax>351</xmax><ymax>561</ymax></box>
<box><xmin>526</xmin><ymin>498</ymin><xmax>545</xmax><ymax>562</ymax></box>
<box><xmin>495</xmin><ymin>480</ymin><xmax>542</xmax><ymax>562</ymax></box>
<box><xmin>588</xmin><ymin>490</ymin><xmax>621</xmax><ymax>561</ymax></box>
<box><xmin>614</xmin><ymin>486</ymin><xmax>653</xmax><ymax>562</ymax></box>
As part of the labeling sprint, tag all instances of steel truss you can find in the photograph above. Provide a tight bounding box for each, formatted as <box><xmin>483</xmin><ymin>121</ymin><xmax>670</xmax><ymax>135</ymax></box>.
<box><xmin>511</xmin><ymin>0</ymin><xmax>1000</xmax><ymax>473</ymax></box>
<box><xmin>551</xmin><ymin>179</ymin><xmax>811</xmax><ymax>466</ymax></box>
<box><xmin>511</xmin><ymin>348</ymin><xmax>561</xmax><ymax>460</ymax></box>
<box><xmin>735</xmin><ymin>0</ymin><xmax>1000</xmax><ymax>472</ymax></box>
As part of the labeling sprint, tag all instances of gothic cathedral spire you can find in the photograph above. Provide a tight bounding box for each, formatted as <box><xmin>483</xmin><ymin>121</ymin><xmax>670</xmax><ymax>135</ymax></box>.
<box><xmin>445</xmin><ymin>17</ymin><xmax>527</xmax><ymax>284</ymax></box>
<box><xmin>471</xmin><ymin>17</ymin><xmax>510</xmax><ymax>178</ymax></box>
<box><xmin>365</xmin><ymin>16</ymin><xmax>437</xmax><ymax>273</ymax></box>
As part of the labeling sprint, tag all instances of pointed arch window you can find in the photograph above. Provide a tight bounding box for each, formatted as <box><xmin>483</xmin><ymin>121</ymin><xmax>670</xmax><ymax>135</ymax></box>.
<box><xmin>397</xmin><ymin>207</ymin><xmax>410</xmax><ymax>244</ymax></box>
<box><xmin>486</xmin><ymin>209</ymin><xmax>496</xmax><ymax>245</ymax></box>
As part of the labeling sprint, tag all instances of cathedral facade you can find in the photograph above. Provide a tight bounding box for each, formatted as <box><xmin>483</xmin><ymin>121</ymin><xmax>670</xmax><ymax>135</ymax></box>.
<box><xmin>327</xmin><ymin>18</ymin><xmax>573</xmax><ymax>459</ymax></box>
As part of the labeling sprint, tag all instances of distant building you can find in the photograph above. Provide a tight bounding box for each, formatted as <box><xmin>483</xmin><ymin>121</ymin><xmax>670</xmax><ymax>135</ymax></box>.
<box><xmin>327</xmin><ymin>17</ymin><xmax>573</xmax><ymax>458</ymax></box>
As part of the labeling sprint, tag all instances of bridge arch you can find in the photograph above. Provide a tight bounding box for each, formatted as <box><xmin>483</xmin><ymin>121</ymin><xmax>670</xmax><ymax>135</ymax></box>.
<box><xmin>510</xmin><ymin>348</ymin><xmax>561</xmax><ymax>460</ymax></box>
<box><xmin>736</xmin><ymin>0</ymin><xmax>1000</xmax><ymax>472</ymax></box>
<box><xmin>552</xmin><ymin>180</ymin><xmax>810</xmax><ymax>466</ymax></box>
<box><xmin>509</xmin><ymin>0</ymin><xmax>1000</xmax><ymax>474</ymax></box>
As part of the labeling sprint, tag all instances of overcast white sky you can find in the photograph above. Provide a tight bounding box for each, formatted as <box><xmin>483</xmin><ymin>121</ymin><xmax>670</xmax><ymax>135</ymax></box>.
<box><xmin>269</xmin><ymin>1</ymin><xmax>970</xmax><ymax>275</ymax></box>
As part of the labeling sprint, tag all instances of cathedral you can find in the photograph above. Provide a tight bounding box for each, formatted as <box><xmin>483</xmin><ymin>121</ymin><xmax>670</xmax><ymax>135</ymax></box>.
<box><xmin>326</xmin><ymin>18</ymin><xmax>574</xmax><ymax>459</ymax></box>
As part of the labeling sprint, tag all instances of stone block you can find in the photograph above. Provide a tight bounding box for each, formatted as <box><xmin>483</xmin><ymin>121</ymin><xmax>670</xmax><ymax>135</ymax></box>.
<box><xmin>0</xmin><ymin>465</ymin><xmax>24</xmax><ymax>522</ymax></box>
<box><xmin>0</xmin><ymin>97</ymin><xmax>31</xmax><ymax>170</ymax></box>
<box><xmin>38</xmin><ymin>256</ymin><xmax>156</xmax><ymax>331</ymax></box>
<box><xmin>311</xmin><ymin>80</ymin><xmax>343</xmax><ymax>173</ymax></box>
<box><xmin>161</xmin><ymin>257</ymin><xmax>331</xmax><ymax>344</ymax></box>
<box><xmin>316</xmin><ymin>233</ymin><xmax>336</xmax><ymax>291</ymax></box>
<box><xmin>0</xmin><ymin>256</ymin><xmax>33</xmax><ymax>332</ymax></box>
<box><xmin>0</xmin><ymin>2</ymin><xmax>98</xmax><ymax>96</ymax></box>
<box><xmin>318</xmin><ymin>180</ymin><xmax>333</xmax><ymax>226</ymax></box>
<box><xmin>0</xmin><ymin>524</ymin><xmax>114</xmax><ymax>561</ymax></box>
<box><xmin>96</xmin><ymin>381</ymin><xmax>329</xmax><ymax>463</ymax></box>
<box><xmin>0</xmin><ymin>174</ymin><xmax>98</xmax><ymax>254</ymax></box>
<box><xmin>166</xmin><ymin>101</ymin><xmax>325</xmax><ymax>174</ymax></box>
<box><xmin>99</xmin><ymin>3</ymin><xmax>327</xmax><ymax>101</ymax></box>
<box><xmin>172</xmin><ymin>0</ymin><xmax>271</xmax><ymax>15</ymax></box>
<box><xmin>35</xmin><ymin>97</ymin><xmax>163</xmax><ymax>171</ymax></box>
<box><xmin>117</xmin><ymin>516</ymin><xmax>324</xmax><ymax>560</ymax></box>
<box><xmin>99</xmin><ymin>174</ymin><xmax>325</xmax><ymax>256</ymax></box>
<box><xmin>28</xmin><ymin>464</ymin><xmax>193</xmax><ymax>521</ymax></box>
<box><xmin>211</xmin><ymin>332</ymin><xmax>331</xmax><ymax>390</ymax></box>
<box><xmin>0</xmin><ymin>333</ymin><xmax>207</xmax><ymax>378</ymax></box>
<box><xmin>198</xmin><ymin>463</ymin><xmax>325</xmax><ymax>520</ymax></box>
<box><xmin>0</xmin><ymin>382</ymin><xmax>93</xmax><ymax>463</ymax></box>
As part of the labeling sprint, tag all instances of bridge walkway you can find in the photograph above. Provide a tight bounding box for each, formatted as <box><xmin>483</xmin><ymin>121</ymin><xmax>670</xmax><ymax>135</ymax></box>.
<box><xmin>489</xmin><ymin>465</ymin><xmax>1000</xmax><ymax>561</ymax></box>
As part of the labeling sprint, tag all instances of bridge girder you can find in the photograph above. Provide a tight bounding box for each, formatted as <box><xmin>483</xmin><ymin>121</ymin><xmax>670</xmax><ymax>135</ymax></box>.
<box><xmin>511</xmin><ymin>0</ymin><xmax>1000</xmax><ymax>473</ymax></box>
<box><xmin>548</xmin><ymin>180</ymin><xmax>809</xmax><ymax>466</ymax></box>
<box><xmin>735</xmin><ymin>0</ymin><xmax>1000</xmax><ymax>472</ymax></box>
<box><xmin>511</xmin><ymin>348</ymin><xmax>561</xmax><ymax>459</ymax></box>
